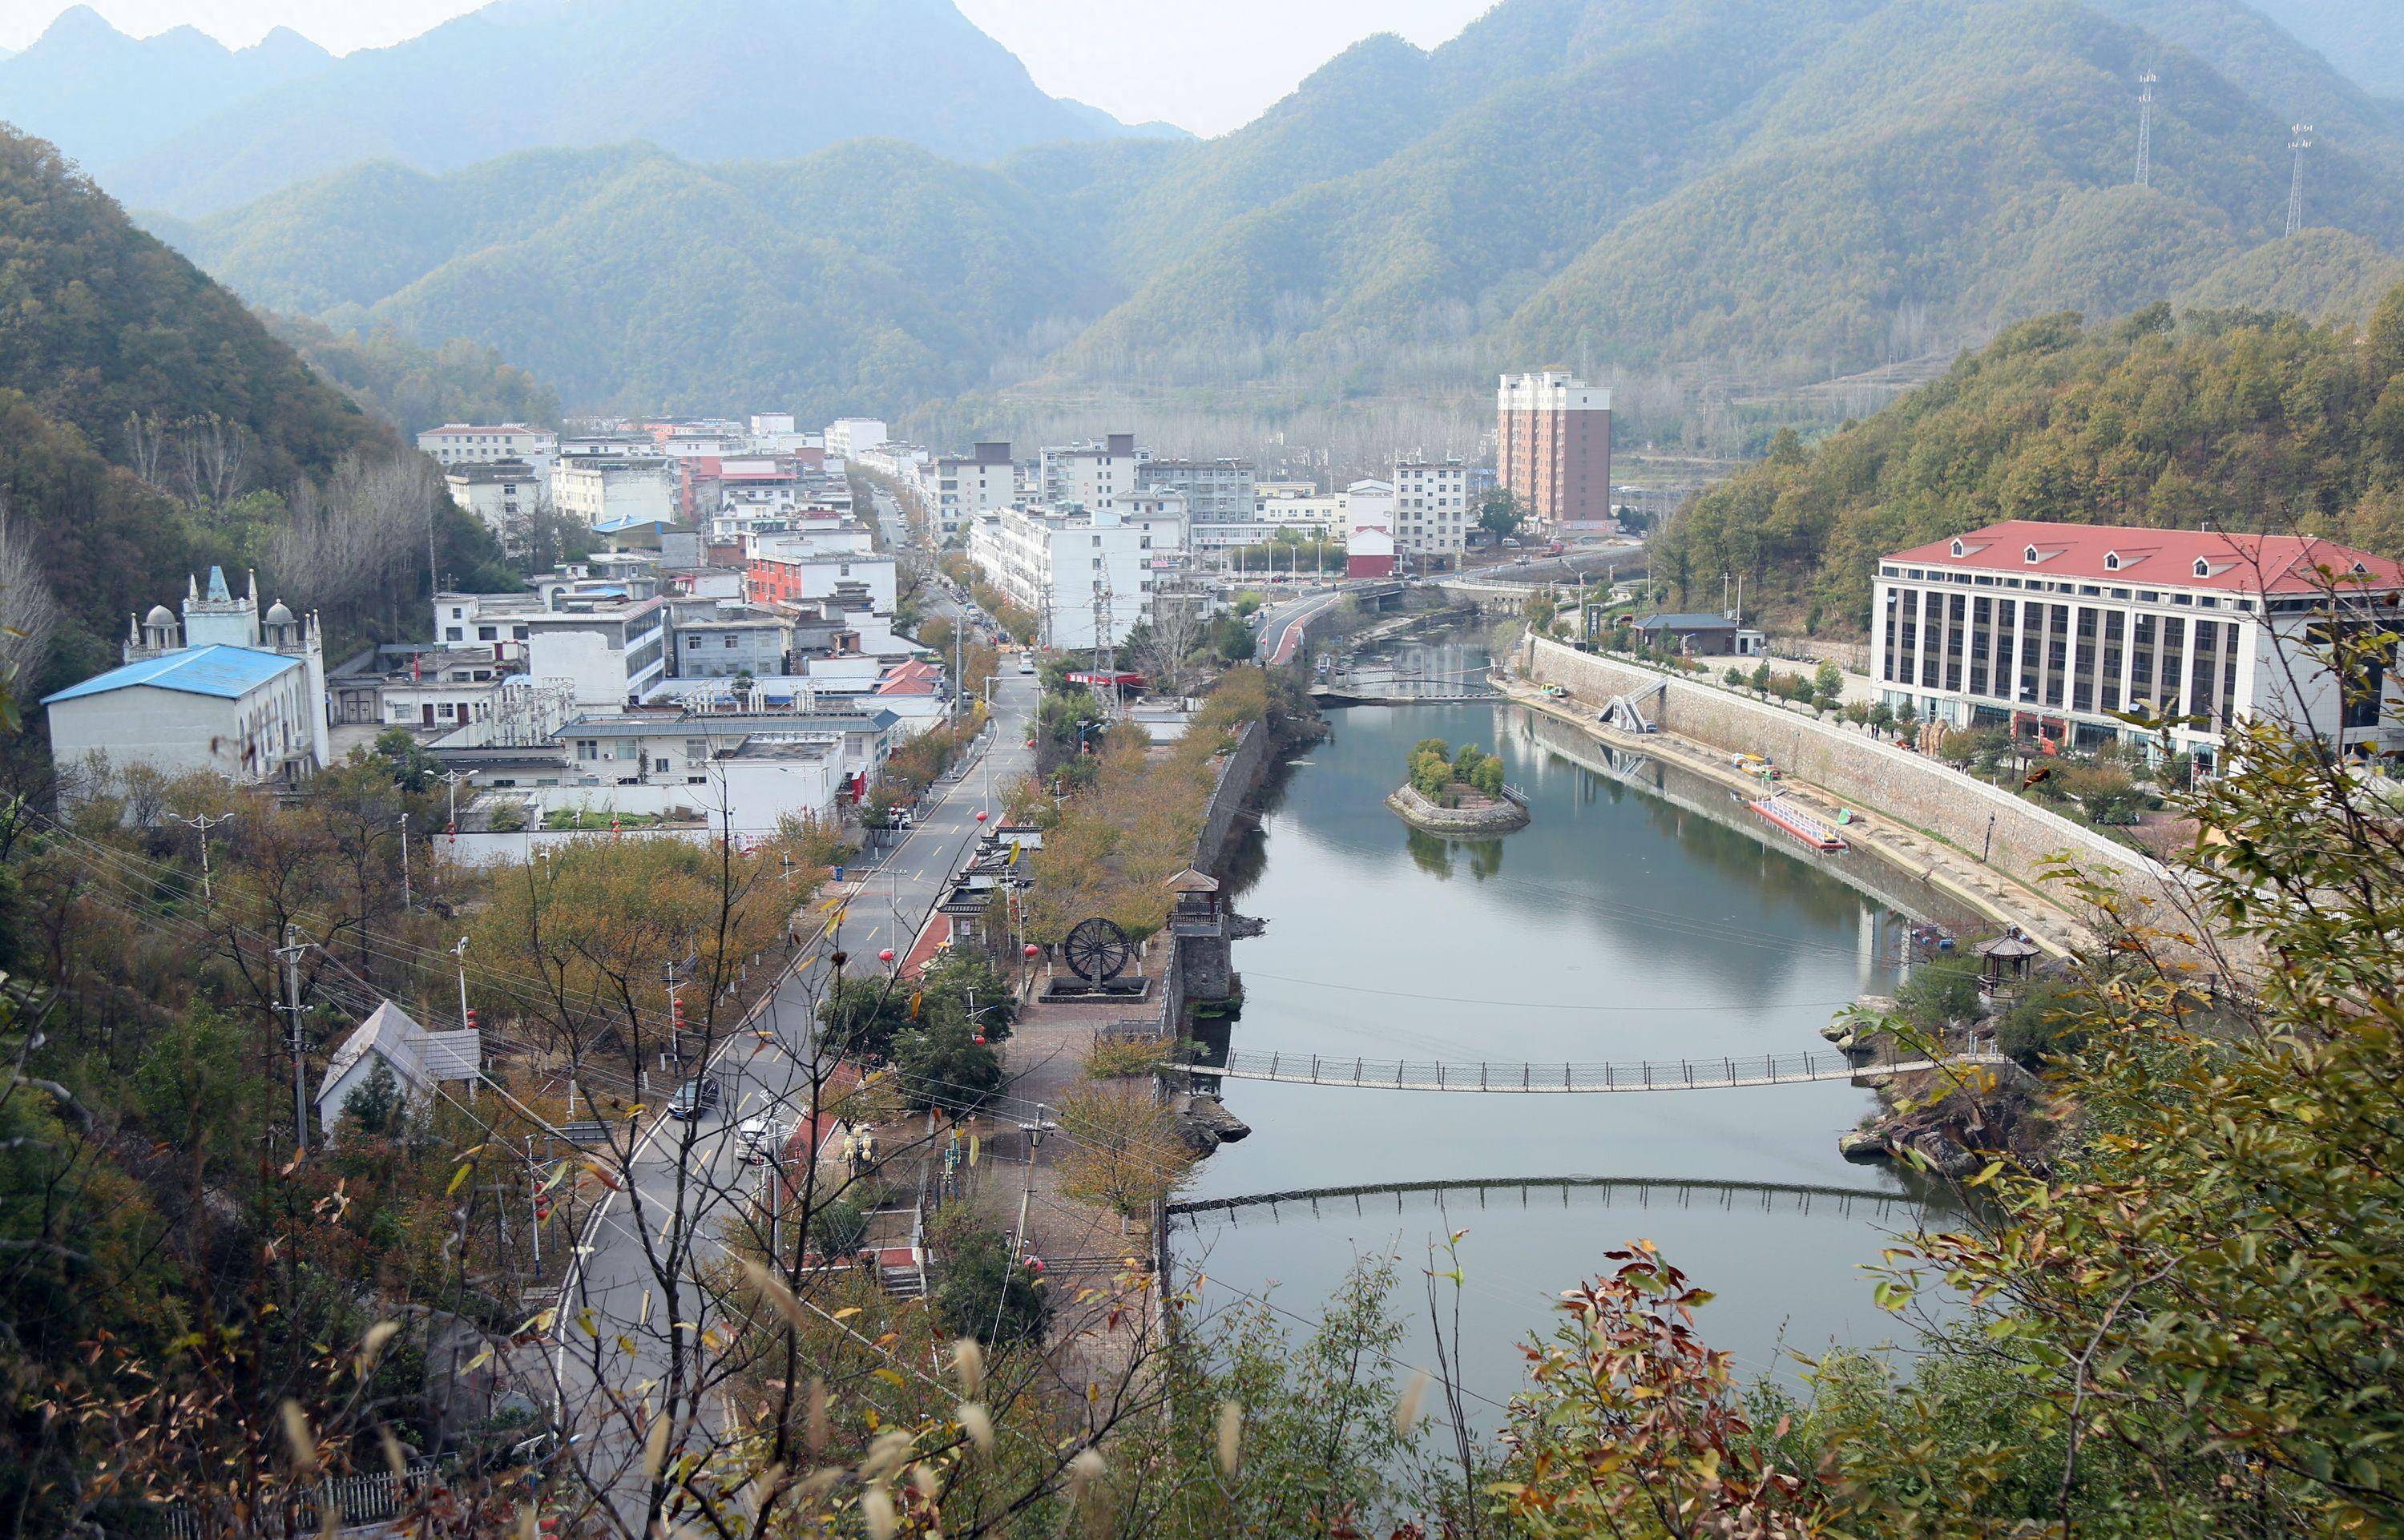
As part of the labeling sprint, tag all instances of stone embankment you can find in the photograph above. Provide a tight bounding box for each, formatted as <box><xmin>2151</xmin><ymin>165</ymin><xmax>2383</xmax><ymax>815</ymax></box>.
<box><xmin>1386</xmin><ymin>783</ymin><xmax>1531</xmax><ymax>833</ymax></box>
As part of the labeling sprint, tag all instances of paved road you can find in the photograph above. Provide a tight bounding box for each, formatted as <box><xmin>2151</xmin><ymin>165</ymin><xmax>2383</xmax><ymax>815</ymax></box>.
<box><xmin>1257</xmin><ymin>588</ymin><xmax>1349</xmax><ymax>666</ymax></box>
<box><xmin>547</xmin><ymin>663</ymin><xmax>1038</xmax><ymax>1512</ymax></box>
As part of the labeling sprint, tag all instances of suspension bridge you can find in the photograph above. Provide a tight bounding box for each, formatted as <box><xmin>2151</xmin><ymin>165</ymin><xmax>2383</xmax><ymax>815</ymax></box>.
<box><xmin>1191</xmin><ymin>1046</ymin><xmax>2007</xmax><ymax>1094</ymax></box>
<box><xmin>1166</xmin><ymin>1172</ymin><xmax>1933</xmax><ymax>1224</ymax></box>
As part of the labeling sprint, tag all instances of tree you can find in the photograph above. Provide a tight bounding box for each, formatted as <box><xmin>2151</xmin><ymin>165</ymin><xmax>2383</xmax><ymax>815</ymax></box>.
<box><xmin>893</xmin><ymin>1021</ymin><xmax>1004</xmax><ymax>1114</ymax></box>
<box><xmin>1813</xmin><ymin>658</ymin><xmax>1844</xmax><ymax>696</ymax></box>
<box><xmin>817</xmin><ymin>977</ymin><xmax>916</xmax><ymax>1062</ymax></box>
<box><xmin>1056</xmin><ymin>1084</ymin><xmax>1196</xmax><ymax>1221</ymax></box>
<box><xmin>338</xmin><ymin>1055</ymin><xmax>405</xmax><ymax>1137</ymax></box>
<box><xmin>1478</xmin><ymin>488</ymin><xmax>1526</xmax><ymax>542</ymax></box>
<box><xmin>931</xmin><ymin>1212</ymin><xmax>1050</xmax><ymax>1349</ymax></box>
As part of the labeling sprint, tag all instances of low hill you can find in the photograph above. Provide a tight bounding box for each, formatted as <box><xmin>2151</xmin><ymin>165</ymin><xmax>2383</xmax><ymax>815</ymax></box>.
<box><xmin>261</xmin><ymin>313</ymin><xmax>561</xmax><ymax>437</ymax></box>
<box><xmin>1653</xmin><ymin>285</ymin><xmax>2404</xmax><ymax>634</ymax></box>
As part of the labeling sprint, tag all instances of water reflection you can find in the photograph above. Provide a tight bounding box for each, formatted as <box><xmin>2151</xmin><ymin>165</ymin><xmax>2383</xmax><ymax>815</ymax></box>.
<box><xmin>1184</xmin><ymin>634</ymin><xmax>1947</xmax><ymax>1406</ymax></box>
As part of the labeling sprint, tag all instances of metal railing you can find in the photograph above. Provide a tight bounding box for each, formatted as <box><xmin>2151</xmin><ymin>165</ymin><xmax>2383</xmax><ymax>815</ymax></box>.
<box><xmin>166</xmin><ymin>1464</ymin><xmax>436</xmax><ymax>1538</ymax></box>
<box><xmin>1200</xmin><ymin>1046</ymin><xmax>2007</xmax><ymax>1094</ymax></box>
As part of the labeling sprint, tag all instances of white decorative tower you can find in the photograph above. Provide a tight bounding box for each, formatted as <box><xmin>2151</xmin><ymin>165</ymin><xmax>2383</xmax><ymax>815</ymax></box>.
<box><xmin>183</xmin><ymin>566</ymin><xmax>261</xmax><ymax>649</ymax></box>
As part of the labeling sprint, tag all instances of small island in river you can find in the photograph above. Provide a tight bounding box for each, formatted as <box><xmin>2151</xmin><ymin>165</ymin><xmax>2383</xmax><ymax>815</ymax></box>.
<box><xmin>1387</xmin><ymin>737</ymin><xmax>1531</xmax><ymax>833</ymax></box>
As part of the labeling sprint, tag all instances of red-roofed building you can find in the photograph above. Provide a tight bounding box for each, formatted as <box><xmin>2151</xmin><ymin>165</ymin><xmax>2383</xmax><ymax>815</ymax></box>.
<box><xmin>1874</xmin><ymin>521</ymin><xmax>2404</xmax><ymax>768</ymax></box>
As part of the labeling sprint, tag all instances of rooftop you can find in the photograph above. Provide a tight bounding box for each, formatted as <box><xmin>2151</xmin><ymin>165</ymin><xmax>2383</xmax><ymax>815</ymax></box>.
<box><xmin>44</xmin><ymin>644</ymin><xmax>301</xmax><ymax>705</ymax></box>
<box><xmin>1886</xmin><ymin>520</ymin><xmax>2404</xmax><ymax>595</ymax></box>
<box><xmin>1634</xmin><ymin>613</ymin><xmax>1738</xmax><ymax>631</ymax></box>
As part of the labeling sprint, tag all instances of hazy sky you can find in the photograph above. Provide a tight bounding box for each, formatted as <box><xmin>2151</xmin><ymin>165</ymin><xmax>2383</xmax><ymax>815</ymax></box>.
<box><xmin>0</xmin><ymin>0</ymin><xmax>1494</xmax><ymax>135</ymax></box>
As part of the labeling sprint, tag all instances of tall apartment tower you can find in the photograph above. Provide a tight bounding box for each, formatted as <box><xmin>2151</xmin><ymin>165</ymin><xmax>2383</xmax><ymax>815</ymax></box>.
<box><xmin>1496</xmin><ymin>370</ymin><xmax>1613</xmax><ymax>529</ymax></box>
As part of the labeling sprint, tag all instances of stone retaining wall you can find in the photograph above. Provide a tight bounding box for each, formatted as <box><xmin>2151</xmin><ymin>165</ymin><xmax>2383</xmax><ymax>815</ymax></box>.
<box><xmin>1524</xmin><ymin>635</ymin><xmax>2168</xmax><ymax>898</ymax></box>
<box><xmin>1386</xmin><ymin>784</ymin><xmax>1530</xmax><ymax>833</ymax></box>
<box><xmin>1192</xmin><ymin>720</ymin><xmax>1271</xmax><ymax>873</ymax></box>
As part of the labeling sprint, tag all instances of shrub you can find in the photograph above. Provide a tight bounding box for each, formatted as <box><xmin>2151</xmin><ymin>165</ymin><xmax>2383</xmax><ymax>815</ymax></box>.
<box><xmin>1897</xmin><ymin>957</ymin><xmax>1984</xmax><ymax>1034</ymax></box>
<box><xmin>1996</xmin><ymin>978</ymin><xmax>2086</xmax><ymax>1067</ymax></box>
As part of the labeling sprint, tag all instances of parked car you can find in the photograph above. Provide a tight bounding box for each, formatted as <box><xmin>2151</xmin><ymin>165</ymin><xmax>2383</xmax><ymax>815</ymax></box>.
<box><xmin>1017</xmin><ymin>654</ymin><xmax>1036</xmax><ymax>675</ymax></box>
<box><xmin>666</xmin><ymin>1077</ymin><xmax>720</xmax><ymax>1120</ymax></box>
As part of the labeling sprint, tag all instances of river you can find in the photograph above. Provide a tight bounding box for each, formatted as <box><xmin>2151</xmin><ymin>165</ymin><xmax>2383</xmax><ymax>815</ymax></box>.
<box><xmin>1176</xmin><ymin>633</ymin><xmax>1954</xmax><ymax>1415</ymax></box>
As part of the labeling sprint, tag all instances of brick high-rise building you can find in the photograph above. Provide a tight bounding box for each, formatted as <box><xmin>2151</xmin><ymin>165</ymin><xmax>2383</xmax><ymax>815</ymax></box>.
<box><xmin>1496</xmin><ymin>370</ymin><xmax>1612</xmax><ymax>529</ymax></box>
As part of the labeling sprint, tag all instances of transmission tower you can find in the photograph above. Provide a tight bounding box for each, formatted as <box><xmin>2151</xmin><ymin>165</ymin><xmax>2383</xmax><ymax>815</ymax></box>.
<box><xmin>2133</xmin><ymin>71</ymin><xmax>2158</xmax><ymax>187</ymax></box>
<box><xmin>2286</xmin><ymin>123</ymin><xmax>2313</xmax><ymax>237</ymax></box>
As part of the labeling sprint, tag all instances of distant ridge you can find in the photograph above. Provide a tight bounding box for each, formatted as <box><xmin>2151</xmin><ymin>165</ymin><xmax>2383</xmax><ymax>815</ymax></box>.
<box><xmin>77</xmin><ymin>0</ymin><xmax>1171</xmax><ymax>216</ymax></box>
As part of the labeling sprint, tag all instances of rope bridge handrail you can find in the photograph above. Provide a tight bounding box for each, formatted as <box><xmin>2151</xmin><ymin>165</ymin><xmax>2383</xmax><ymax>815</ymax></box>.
<box><xmin>1196</xmin><ymin>1047</ymin><xmax>2010</xmax><ymax>1093</ymax></box>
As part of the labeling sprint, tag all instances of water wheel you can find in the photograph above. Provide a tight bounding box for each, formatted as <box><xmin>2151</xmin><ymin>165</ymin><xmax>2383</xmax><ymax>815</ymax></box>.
<box><xmin>1062</xmin><ymin>917</ymin><xmax>1135</xmax><ymax>983</ymax></box>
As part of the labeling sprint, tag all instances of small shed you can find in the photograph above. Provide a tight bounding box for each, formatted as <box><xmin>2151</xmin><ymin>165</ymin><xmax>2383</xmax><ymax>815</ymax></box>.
<box><xmin>1976</xmin><ymin>927</ymin><xmax>2043</xmax><ymax>998</ymax></box>
<box><xmin>317</xmin><ymin>1001</ymin><xmax>482</xmax><ymax>1135</ymax></box>
<box><xmin>1168</xmin><ymin>867</ymin><xmax>1222</xmax><ymax>937</ymax></box>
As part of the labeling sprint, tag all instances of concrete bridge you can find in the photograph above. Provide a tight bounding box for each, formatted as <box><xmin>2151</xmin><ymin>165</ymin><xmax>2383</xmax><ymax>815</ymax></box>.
<box><xmin>1192</xmin><ymin>1046</ymin><xmax>2008</xmax><ymax>1093</ymax></box>
<box><xmin>1167</xmin><ymin>1172</ymin><xmax>1931</xmax><ymax>1223</ymax></box>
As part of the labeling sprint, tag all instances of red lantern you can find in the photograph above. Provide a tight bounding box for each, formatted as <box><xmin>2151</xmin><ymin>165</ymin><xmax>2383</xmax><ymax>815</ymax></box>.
<box><xmin>972</xmin><ymin>1034</ymin><xmax>986</xmax><ymax>1045</ymax></box>
<box><xmin>975</xmin><ymin>810</ymin><xmax>987</xmax><ymax>823</ymax></box>
<box><xmin>1023</xmin><ymin>943</ymin><xmax>1039</xmax><ymax>958</ymax></box>
<box><xmin>878</xmin><ymin>948</ymin><xmax>895</xmax><ymax>963</ymax></box>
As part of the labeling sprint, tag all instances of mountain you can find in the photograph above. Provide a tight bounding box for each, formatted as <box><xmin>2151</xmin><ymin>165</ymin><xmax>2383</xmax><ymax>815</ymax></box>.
<box><xmin>0</xmin><ymin>7</ymin><xmax>331</xmax><ymax>175</ymax></box>
<box><xmin>104</xmin><ymin>0</ymin><xmax>1164</xmax><ymax>218</ymax></box>
<box><xmin>2081</xmin><ymin>0</ymin><xmax>2404</xmax><ymax>145</ymax></box>
<box><xmin>261</xmin><ymin>312</ymin><xmax>563</xmax><ymax>437</ymax></box>
<box><xmin>2241</xmin><ymin>0</ymin><xmax>2404</xmax><ymax>99</ymax></box>
<box><xmin>156</xmin><ymin>0</ymin><xmax>2404</xmax><ymax>422</ymax></box>
<box><xmin>160</xmin><ymin>138</ymin><xmax>1170</xmax><ymax>417</ymax></box>
<box><xmin>0</xmin><ymin>127</ymin><xmax>398</xmax><ymax>675</ymax></box>
<box><xmin>1654</xmin><ymin>285</ymin><xmax>2404</xmax><ymax>631</ymax></box>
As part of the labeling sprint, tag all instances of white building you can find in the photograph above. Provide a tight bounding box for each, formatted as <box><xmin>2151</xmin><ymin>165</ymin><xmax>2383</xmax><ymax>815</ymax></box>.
<box><xmin>317</xmin><ymin>1001</ymin><xmax>481</xmax><ymax>1137</ymax></box>
<box><xmin>376</xmin><ymin>648</ymin><xmax>518</xmax><ymax>732</ymax></box>
<box><xmin>1392</xmin><ymin>457</ymin><xmax>1470</xmax><ymax>562</ymax></box>
<box><xmin>541</xmin><ymin>708</ymin><xmax>899</xmax><ymax>828</ymax></box>
<box><xmin>934</xmin><ymin>442</ymin><xmax>1015</xmax><ymax>537</ymax></box>
<box><xmin>46</xmin><ymin>567</ymin><xmax>329</xmax><ymax>793</ymax></box>
<box><xmin>417</xmin><ymin>423</ymin><xmax>558</xmax><ymax>478</ymax></box>
<box><xmin>1254</xmin><ymin>484</ymin><xmax>1347</xmax><ymax>535</ymax></box>
<box><xmin>825</xmin><ymin>417</ymin><xmax>890</xmax><ymax>463</ymax></box>
<box><xmin>1873</xmin><ymin>520</ymin><xmax>2404</xmax><ymax>772</ymax></box>
<box><xmin>551</xmin><ymin>458</ymin><xmax>676</xmax><ymax>527</ymax></box>
<box><xmin>522</xmin><ymin>596</ymin><xmax>670</xmax><ymax>711</ymax></box>
<box><xmin>443</xmin><ymin>460</ymin><xmax>543</xmax><ymax>535</ymax></box>
<box><xmin>1040</xmin><ymin>434</ymin><xmax>1139</xmax><ymax>516</ymax></box>
<box><xmin>672</xmin><ymin>607</ymin><xmax>792</xmax><ymax>679</ymax></box>
<box><xmin>966</xmin><ymin>505</ymin><xmax>1152</xmax><ymax>651</ymax></box>
<box><xmin>747</xmin><ymin>550</ymin><xmax>899</xmax><ymax>619</ymax></box>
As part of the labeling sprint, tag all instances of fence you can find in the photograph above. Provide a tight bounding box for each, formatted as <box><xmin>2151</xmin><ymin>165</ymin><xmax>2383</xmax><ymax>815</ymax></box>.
<box><xmin>166</xmin><ymin>1464</ymin><xmax>436</xmax><ymax>1538</ymax></box>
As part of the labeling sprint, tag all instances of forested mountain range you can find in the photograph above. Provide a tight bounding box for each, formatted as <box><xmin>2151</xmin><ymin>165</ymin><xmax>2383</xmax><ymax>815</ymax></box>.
<box><xmin>0</xmin><ymin>127</ymin><xmax>514</xmax><ymax>690</ymax></box>
<box><xmin>1655</xmin><ymin>284</ymin><xmax>2404</xmax><ymax>631</ymax></box>
<box><xmin>143</xmin><ymin>0</ymin><xmax>2404</xmax><ymax>422</ymax></box>
<box><xmin>2241</xmin><ymin>0</ymin><xmax>2404</xmax><ymax>98</ymax></box>
<box><xmin>0</xmin><ymin>0</ymin><xmax>1174</xmax><ymax>220</ymax></box>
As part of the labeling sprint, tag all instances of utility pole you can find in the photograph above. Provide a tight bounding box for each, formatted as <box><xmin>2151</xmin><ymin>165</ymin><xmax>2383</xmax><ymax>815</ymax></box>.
<box><xmin>276</xmin><ymin>926</ymin><xmax>311</xmax><ymax>1154</ymax></box>
<box><xmin>398</xmin><ymin>812</ymin><xmax>413</xmax><ymax>911</ymax></box>
<box><xmin>454</xmin><ymin>936</ymin><xmax>477</xmax><ymax>1103</ymax></box>
<box><xmin>167</xmin><ymin>810</ymin><xmax>233</xmax><ymax>911</ymax></box>
<box><xmin>1010</xmin><ymin>1103</ymin><xmax>1054</xmax><ymax>1264</ymax></box>
<box><xmin>2134</xmin><ymin>70</ymin><xmax>2157</xmax><ymax>187</ymax></box>
<box><xmin>2287</xmin><ymin>123</ymin><xmax>2314</xmax><ymax>236</ymax></box>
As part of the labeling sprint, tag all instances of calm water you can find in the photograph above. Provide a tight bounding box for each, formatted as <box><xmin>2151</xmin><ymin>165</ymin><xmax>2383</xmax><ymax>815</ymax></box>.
<box><xmin>1177</xmin><ymin>636</ymin><xmax>1952</xmax><ymax>1413</ymax></box>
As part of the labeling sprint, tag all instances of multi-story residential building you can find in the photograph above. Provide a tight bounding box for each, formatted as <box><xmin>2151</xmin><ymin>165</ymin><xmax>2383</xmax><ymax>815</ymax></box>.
<box><xmin>417</xmin><ymin>422</ymin><xmax>559</xmax><ymax>477</ymax></box>
<box><xmin>1392</xmin><ymin>456</ymin><xmax>1470</xmax><ymax>564</ymax></box>
<box><xmin>1497</xmin><ymin>369</ymin><xmax>1612</xmax><ymax>529</ymax></box>
<box><xmin>551</xmin><ymin>458</ymin><xmax>676</xmax><ymax>527</ymax></box>
<box><xmin>444</xmin><ymin>460</ymin><xmax>543</xmax><ymax>536</ymax></box>
<box><xmin>934</xmin><ymin>442</ymin><xmax>1015</xmax><ymax>538</ymax></box>
<box><xmin>537</xmin><ymin>707</ymin><xmax>898</xmax><ymax>823</ymax></box>
<box><xmin>966</xmin><ymin>505</ymin><xmax>1152</xmax><ymax>651</ymax></box>
<box><xmin>1040</xmin><ymin>433</ymin><xmax>1139</xmax><ymax>515</ymax></box>
<box><xmin>45</xmin><ymin>566</ymin><xmax>329</xmax><ymax>794</ymax></box>
<box><xmin>522</xmin><ymin>595</ymin><xmax>669</xmax><ymax>711</ymax></box>
<box><xmin>746</xmin><ymin>550</ymin><xmax>899</xmax><ymax>618</ymax></box>
<box><xmin>1254</xmin><ymin>484</ymin><xmax>1346</xmax><ymax>535</ymax></box>
<box><xmin>671</xmin><ymin>607</ymin><xmax>792</xmax><ymax>679</ymax></box>
<box><xmin>1873</xmin><ymin>520</ymin><xmax>2404</xmax><ymax>772</ymax></box>
<box><xmin>824</xmin><ymin>418</ymin><xmax>890</xmax><ymax>463</ymax></box>
<box><xmin>1137</xmin><ymin>457</ymin><xmax>1254</xmax><ymax>526</ymax></box>
<box><xmin>375</xmin><ymin>648</ymin><xmax>521</xmax><ymax>732</ymax></box>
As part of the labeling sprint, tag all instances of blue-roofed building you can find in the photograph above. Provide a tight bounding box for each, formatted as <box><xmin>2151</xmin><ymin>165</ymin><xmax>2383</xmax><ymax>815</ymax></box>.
<box><xmin>44</xmin><ymin>568</ymin><xmax>329</xmax><ymax>797</ymax></box>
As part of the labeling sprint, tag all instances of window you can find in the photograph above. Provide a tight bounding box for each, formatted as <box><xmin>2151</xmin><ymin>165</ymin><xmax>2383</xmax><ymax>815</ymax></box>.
<box><xmin>2105</xmin><ymin>552</ymin><xmax>2120</xmax><ymax>570</ymax></box>
<box><xmin>575</xmin><ymin>740</ymin><xmax>598</xmax><ymax>761</ymax></box>
<box><xmin>444</xmin><ymin>627</ymin><xmax>463</xmax><ymax>642</ymax></box>
<box><xmin>2025</xmin><ymin>546</ymin><xmax>2039</xmax><ymax>563</ymax></box>
<box><xmin>686</xmin><ymin>635</ymin><xmax>702</xmax><ymax>649</ymax></box>
<box><xmin>478</xmin><ymin>626</ymin><xmax>498</xmax><ymax>640</ymax></box>
<box><xmin>1950</xmin><ymin>539</ymin><xmax>1965</xmax><ymax>557</ymax></box>
<box><xmin>654</xmin><ymin>757</ymin><xmax>670</xmax><ymax>774</ymax></box>
<box><xmin>2194</xmin><ymin>558</ymin><xmax>2211</xmax><ymax>578</ymax></box>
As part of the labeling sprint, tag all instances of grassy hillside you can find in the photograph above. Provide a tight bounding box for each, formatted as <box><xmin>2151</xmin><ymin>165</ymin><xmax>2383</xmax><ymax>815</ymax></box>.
<box><xmin>1654</xmin><ymin>285</ymin><xmax>2404</xmax><ymax>632</ymax></box>
<box><xmin>261</xmin><ymin>312</ymin><xmax>561</xmax><ymax>436</ymax></box>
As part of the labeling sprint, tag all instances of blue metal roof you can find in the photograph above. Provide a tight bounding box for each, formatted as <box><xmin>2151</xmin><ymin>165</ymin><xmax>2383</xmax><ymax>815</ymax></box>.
<box><xmin>42</xmin><ymin>645</ymin><xmax>302</xmax><ymax>705</ymax></box>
